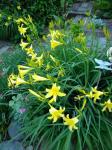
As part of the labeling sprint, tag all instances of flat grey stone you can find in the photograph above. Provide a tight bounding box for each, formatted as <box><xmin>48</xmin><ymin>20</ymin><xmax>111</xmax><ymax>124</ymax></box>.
<box><xmin>8</xmin><ymin>121</ymin><xmax>23</xmax><ymax>141</ymax></box>
<box><xmin>0</xmin><ymin>41</ymin><xmax>11</xmax><ymax>48</ymax></box>
<box><xmin>0</xmin><ymin>46</ymin><xmax>10</xmax><ymax>55</ymax></box>
<box><xmin>0</xmin><ymin>41</ymin><xmax>12</xmax><ymax>55</ymax></box>
<box><xmin>85</xmin><ymin>29</ymin><xmax>105</xmax><ymax>37</ymax></box>
<box><xmin>74</xmin><ymin>15</ymin><xmax>89</xmax><ymax>24</ymax></box>
<box><xmin>98</xmin><ymin>37</ymin><xmax>107</xmax><ymax>49</ymax></box>
<box><xmin>0</xmin><ymin>141</ymin><xmax>24</xmax><ymax>150</ymax></box>
<box><xmin>78</xmin><ymin>2</ymin><xmax>92</xmax><ymax>12</ymax></box>
<box><xmin>86</xmin><ymin>35</ymin><xmax>106</xmax><ymax>49</ymax></box>
<box><xmin>68</xmin><ymin>2</ymin><xmax>93</xmax><ymax>16</ymax></box>
<box><xmin>72</xmin><ymin>3</ymin><xmax>81</xmax><ymax>11</ymax></box>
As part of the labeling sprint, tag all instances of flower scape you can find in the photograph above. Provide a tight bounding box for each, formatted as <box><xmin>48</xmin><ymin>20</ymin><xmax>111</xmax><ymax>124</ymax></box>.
<box><xmin>7</xmin><ymin>17</ymin><xmax>112</xmax><ymax>149</ymax></box>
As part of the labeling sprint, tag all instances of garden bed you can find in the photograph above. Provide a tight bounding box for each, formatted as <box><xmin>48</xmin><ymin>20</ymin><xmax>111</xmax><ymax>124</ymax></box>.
<box><xmin>0</xmin><ymin>1</ymin><xmax>112</xmax><ymax>150</ymax></box>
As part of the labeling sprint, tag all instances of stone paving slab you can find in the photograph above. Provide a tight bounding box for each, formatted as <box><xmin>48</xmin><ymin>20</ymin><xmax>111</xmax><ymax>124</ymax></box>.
<box><xmin>73</xmin><ymin>16</ymin><xmax>112</xmax><ymax>39</ymax></box>
<box><xmin>72</xmin><ymin>3</ymin><xmax>81</xmax><ymax>11</ymax></box>
<box><xmin>0</xmin><ymin>141</ymin><xmax>24</xmax><ymax>150</ymax></box>
<box><xmin>67</xmin><ymin>2</ymin><xmax>93</xmax><ymax>18</ymax></box>
<box><xmin>77</xmin><ymin>2</ymin><xmax>92</xmax><ymax>13</ymax></box>
<box><xmin>0</xmin><ymin>41</ymin><xmax>12</xmax><ymax>56</ymax></box>
<box><xmin>103</xmin><ymin>19</ymin><xmax>112</xmax><ymax>32</ymax></box>
<box><xmin>73</xmin><ymin>15</ymin><xmax>88</xmax><ymax>24</ymax></box>
<box><xmin>86</xmin><ymin>36</ymin><xmax>107</xmax><ymax>49</ymax></box>
<box><xmin>85</xmin><ymin>29</ymin><xmax>105</xmax><ymax>37</ymax></box>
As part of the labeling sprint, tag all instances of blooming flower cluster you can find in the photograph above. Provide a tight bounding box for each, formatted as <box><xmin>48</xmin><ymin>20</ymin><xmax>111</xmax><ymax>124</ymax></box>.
<box><xmin>75</xmin><ymin>87</ymin><xmax>112</xmax><ymax>112</ymax></box>
<box><xmin>102</xmin><ymin>99</ymin><xmax>112</xmax><ymax>112</ymax></box>
<box><xmin>48</xmin><ymin>105</ymin><xmax>79</xmax><ymax>131</ymax></box>
<box><xmin>8</xmin><ymin>16</ymin><xmax>112</xmax><ymax>134</ymax></box>
<box><xmin>45</xmin><ymin>83</ymin><xmax>66</xmax><ymax>103</ymax></box>
<box><xmin>75</xmin><ymin>87</ymin><xmax>104</xmax><ymax>103</ymax></box>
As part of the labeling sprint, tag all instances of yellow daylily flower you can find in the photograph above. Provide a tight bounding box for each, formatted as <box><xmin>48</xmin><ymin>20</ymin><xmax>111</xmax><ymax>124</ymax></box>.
<box><xmin>86</xmin><ymin>91</ymin><xmax>93</xmax><ymax>99</ymax></box>
<box><xmin>79</xmin><ymin>89</ymin><xmax>87</xmax><ymax>95</ymax></box>
<box><xmin>30</xmin><ymin>53</ymin><xmax>44</xmax><ymax>67</ymax></box>
<box><xmin>18</xmin><ymin>65</ymin><xmax>33</xmax><ymax>78</ymax></box>
<box><xmin>49</xmin><ymin>30</ymin><xmax>64</xmax><ymax>39</ymax></box>
<box><xmin>46</xmin><ymin>63</ymin><xmax>52</xmax><ymax>71</ymax></box>
<box><xmin>91</xmin><ymin>87</ymin><xmax>104</xmax><ymax>103</ymax></box>
<box><xmin>51</xmin><ymin>40</ymin><xmax>63</xmax><ymax>49</ymax></box>
<box><xmin>102</xmin><ymin>99</ymin><xmax>112</xmax><ymax>112</ymax></box>
<box><xmin>26</xmin><ymin>45</ymin><xmax>34</xmax><ymax>55</ymax></box>
<box><xmin>20</xmin><ymin>39</ymin><xmax>29</xmax><ymax>49</ymax></box>
<box><xmin>16</xmin><ymin>77</ymin><xmax>28</xmax><ymax>86</ymax></box>
<box><xmin>48</xmin><ymin>105</ymin><xmax>65</xmax><ymax>123</ymax></box>
<box><xmin>50</xmin><ymin>55</ymin><xmax>60</xmax><ymax>66</ymax></box>
<box><xmin>8</xmin><ymin>74</ymin><xmax>28</xmax><ymax>87</ymax></box>
<box><xmin>36</xmin><ymin>54</ymin><xmax>44</xmax><ymax>67</ymax></box>
<box><xmin>50</xmin><ymin>55</ymin><xmax>57</xmax><ymax>63</ymax></box>
<box><xmin>74</xmin><ymin>33</ymin><xmax>86</xmax><ymax>44</ymax></box>
<box><xmin>8</xmin><ymin>73</ymin><xmax>17</xmax><ymax>87</ymax></box>
<box><xmin>31</xmin><ymin>52</ymin><xmax>37</xmax><ymax>60</ymax></box>
<box><xmin>18</xmin><ymin>25</ymin><xmax>27</xmax><ymax>36</ymax></box>
<box><xmin>63</xmin><ymin>114</ymin><xmax>79</xmax><ymax>131</ymax></box>
<box><xmin>32</xmin><ymin>73</ymin><xmax>49</xmax><ymax>82</ymax></box>
<box><xmin>58</xmin><ymin>68</ymin><xmax>65</xmax><ymax>77</ymax></box>
<box><xmin>80</xmin><ymin>98</ymin><xmax>87</xmax><ymax>111</ymax></box>
<box><xmin>45</xmin><ymin>83</ymin><xmax>66</xmax><ymax>103</ymax></box>
<box><xmin>74</xmin><ymin>95</ymin><xmax>85</xmax><ymax>101</ymax></box>
<box><xmin>28</xmin><ymin>15</ymin><xmax>33</xmax><ymax>23</ymax></box>
<box><xmin>75</xmin><ymin>48</ymin><xmax>82</xmax><ymax>53</ymax></box>
<box><xmin>29</xmin><ymin>89</ymin><xmax>44</xmax><ymax>101</ymax></box>
<box><xmin>16</xmin><ymin>18</ymin><xmax>26</xmax><ymax>24</ymax></box>
<box><xmin>81</xmin><ymin>87</ymin><xmax>104</xmax><ymax>103</ymax></box>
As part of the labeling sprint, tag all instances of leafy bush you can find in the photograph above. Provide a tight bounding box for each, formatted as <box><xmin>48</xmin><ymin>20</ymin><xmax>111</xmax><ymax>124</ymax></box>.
<box><xmin>94</xmin><ymin>0</ymin><xmax>112</xmax><ymax>18</ymax></box>
<box><xmin>0</xmin><ymin>46</ymin><xmax>26</xmax><ymax>92</ymax></box>
<box><xmin>0</xmin><ymin>0</ymin><xmax>74</xmax><ymax>40</ymax></box>
<box><xmin>0</xmin><ymin>46</ymin><xmax>27</xmax><ymax>141</ymax></box>
<box><xmin>5</xmin><ymin>16</ymin><xmax>112</xmax><ymax>150</ymax></box>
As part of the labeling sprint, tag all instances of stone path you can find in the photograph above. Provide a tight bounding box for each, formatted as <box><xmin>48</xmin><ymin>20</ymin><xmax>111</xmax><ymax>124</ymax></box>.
<box><xmin>67</xmin><ymin>0</ymin><xmax>112</xmax><ymax>49</ymax></box>
<box><xmin>67</xmin><ymin>1</ymin><xmax>93</xmax><ymax>18</ymax></box>
<box><xmin>0</xmin><ymin>41</ymin><xmax>12</xmax><ymax>56</ymax></box>
<box><xmin>0</xmin><ymin>121</ymin><xmax>33</xmax><ymax>150</ymax></box>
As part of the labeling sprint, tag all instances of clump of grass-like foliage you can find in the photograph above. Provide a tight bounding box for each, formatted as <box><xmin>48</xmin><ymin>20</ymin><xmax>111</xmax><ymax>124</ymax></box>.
<box><xmin>5</xmin><ymin>16</ymin><xmax>112</xmax><ymax>150</ymax></box>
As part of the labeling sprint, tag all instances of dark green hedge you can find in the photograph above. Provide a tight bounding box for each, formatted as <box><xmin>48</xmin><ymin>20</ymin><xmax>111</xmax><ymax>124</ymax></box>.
<box><xmin>94</xmin><ymin>0</ymin><xmax>112</xmax><ymax>19</ymax></box>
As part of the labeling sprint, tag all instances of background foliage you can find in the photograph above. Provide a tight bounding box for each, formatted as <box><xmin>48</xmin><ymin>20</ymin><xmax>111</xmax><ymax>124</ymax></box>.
<box><xmin>94</xmin><ymin>0</ymin><xmax>112</xmax><ymax>19</ymax></box>
<box><xmin>0</xmin><ymin>0</ymin><xmax>74</xmax><ymax>41</ymax></box>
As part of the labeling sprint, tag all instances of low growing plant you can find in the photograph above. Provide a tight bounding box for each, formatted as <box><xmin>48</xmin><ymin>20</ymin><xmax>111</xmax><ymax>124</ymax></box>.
<box><xmin>6</xmin><ymin>17</ymin><xmax>112</xmax><ymax>150</ymax></box>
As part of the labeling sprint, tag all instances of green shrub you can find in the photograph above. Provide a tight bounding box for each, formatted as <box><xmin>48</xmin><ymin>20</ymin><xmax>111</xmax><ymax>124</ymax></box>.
<box><xmin>5</xmin><ymin>17</ymin><xmax>112</xmax><ymax>149</ymax></box>
<box><xmin>0</xmin><ymin>45</ymin><xmax>27</xmax><ymax>141</ymax></box>
<box><xmin>0</xmin><ymin>46</ymin><xmax>26</xmax><ymax>92</ymax></box>
<box><xmin>0</xmin><ymin>0</ymin><xmax>74</xmax><ymax>41</ymax></box>
<box><xmin>94</xmin><ymin>0</ymin><xmax>112</xmax><ymax>18</ymax></box>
